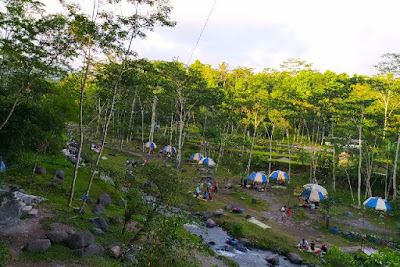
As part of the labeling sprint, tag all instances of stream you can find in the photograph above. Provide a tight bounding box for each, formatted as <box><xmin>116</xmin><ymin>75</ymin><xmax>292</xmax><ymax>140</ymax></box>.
<box><xmin>184</xmin><ymin>223</ymin><xmax>307</xmax><ymax>267</ymax></box>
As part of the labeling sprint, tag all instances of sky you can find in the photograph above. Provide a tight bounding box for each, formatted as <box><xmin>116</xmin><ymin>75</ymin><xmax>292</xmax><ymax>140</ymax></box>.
<box><xmin>41</xmin><ymin>0</ymin><xmax>400</xmax><ymax>75</ymax></box>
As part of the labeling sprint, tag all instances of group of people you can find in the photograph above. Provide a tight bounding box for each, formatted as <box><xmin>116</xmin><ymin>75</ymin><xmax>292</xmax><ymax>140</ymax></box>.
<box><xmin>299</xmin><ymin>239</ymin><xmax>328</xmax><ymax>255</ymax></box>
<box><xmin>90</xmin><ymin>143</ymin><xmax>102</xmax><ymax>153</ymax></box>
<box><xmin>194</xmin><ymin>180</ymin><xmax>219</xmax><ymax>201</ymax></box>
<box><xmin>280</xmin><ymin>205</ymin><xmax>291</xmax><ymax>221</ymax></box>
<box><xmin>125</xmin><ymin>159</ymin><xmax>138</xmax><ymax>168</ymax></box>
<box><xmin>241</xmin><ymin>178</ymin><xmax>268</xmax><ymax>191</ymax></box>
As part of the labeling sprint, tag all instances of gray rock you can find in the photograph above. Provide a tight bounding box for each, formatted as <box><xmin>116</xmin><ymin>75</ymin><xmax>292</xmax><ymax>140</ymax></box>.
<box><xmin>287</xmin><ymin>253</ymin><xmax>303</xmax><ymax>264</ymax></box>
<box><xmin>236</xmin><ymin>243</ymin><xmax>247</xmax><ymax>253</ymax></box>
<box><xmin>75</xmin><ymin>243</ymin><xmax>104</xmax><ymax>257</ymax></box>
<box><xmin>89</xmin><ymin>217</ymin><xmax>109</xmax><ymax>231</ymax></box>
<box><xmin>0</xmin><ymin>200</ymin><xmax>22</xmax><ymax>221</ymax></box>
<box><xmin>27</xmin><ymin>209</ymin><xmax>38</xmax><ymax>218</ymax></box>
<box><xmin>202</xmin><ymin>211</ymin><xmax>213</xmax><ymax>220</ymax></box>
<box><xmin>240</xmin><ymin>196</ymin><xmax>246</xmax><ymax>200</ymax></box>
<box><xmin>46</xmin><ymin>231</ymin><xmax>69</xmax><ymax>244</ymax></box>
<box><xmin>51</xmin><ymin>264</ymin><xmax>66</xmax><ymax>267</ymax></box>
<box><xmin>205</xmin><ymin>219</ymin><xmax>216</xmax><ymax>228</ymax></box>
<box><xmin>25</xmin><ymin>239</ymin><xmax>51</xmax><ymax>252</ymax></box>
<box><xmin>0</xmin><ymin>185</ymin><xmax>10</xmax><ymax>193</ymax></box>
<box><xmin>266</xmin><ymin>254</ymin><xmax>280</xmax><ymax>265</ymax></box>
<box><xmin>124</xmin><ymin>253</ymin><xmax>139</xmax><ymax>265</ymax></box>
<box><xmin>93</xmin><ymin>204</ymin><xmax>104</xmax><ymax>215</ymax></box>
<box><xmin>54</xmin><ymin>170</ymin><xmax>65</xmax><ymax>180</ymax></box>
<box><xmin>108</xmin><ymin>243</ymin><xmax>121</xmax><ymax>258</ymax></box>
<box><xmin>13</xmin><ymin>191</ymin><xmax>47</xmax><ymax>205</ymax></box>
<box><xmin>98</xmin><ymin>193</ymin><xmax>111</xmax><ymax>206</ymax></box>
<box><xmin>35</xmin><ymin>166</ymin><xmax>46</xmax><ymax>175</ymax></box>
<box><xmin>342</xmin><ymin>211</ymin><xmax>354</xmax><ymax>217</ymax></box>
<box><xmin>214</xmin><ymin>209</ymin><xmax>224</xmax><ymax>216</ymax></box>
<box><xmin>67</xmin><ymin>231</ymin><xmax>94</xmax><ymax>249</ymax></box>
<box><xmin>92</xmin><ymin>227</ymin><xmax>104</xmax><ymax>235</ymax></box>
<box><xmin>225</xmin><ymin>205</ymin><xmax>233</xmax><ymax>211</ymax></box>
<box><xmin>220</xmin><ymin>245</ymin><xmax>234</xmax><ymax>252</ymax></box>
<box><xmin>225</xmin><ymin>183</ymin><xmax>233</xmax><ymax>189</ymax></box>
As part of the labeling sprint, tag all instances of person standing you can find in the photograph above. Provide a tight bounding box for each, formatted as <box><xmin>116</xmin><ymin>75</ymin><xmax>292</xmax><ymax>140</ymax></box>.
<box><xmin>214</xmin><ymin>181</ymin><xmax>219</xmax><ymax>194</ymax></box>
<box><xmin>0</xmin><ymin>157</ymin><xmax>5</xmax><ymax>173</ymax></box>
<box><xmin>286</xmin><ymin>207</ymin><xmax>291</xmax><ymax>218</ymax></box>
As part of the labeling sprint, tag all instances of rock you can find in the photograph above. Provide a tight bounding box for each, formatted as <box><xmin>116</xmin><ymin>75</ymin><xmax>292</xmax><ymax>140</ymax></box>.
<box><xmin>205</xmin><ymin>219</ymin><xmax>216</xmax><ymax>228</ymax></box>
<box><xmin>13</xmin><ymin>191</ymin><xmax>47</xmax><ymax>205</ymax></box>
<box><xmin>100</xmin><ymin>174</ymin><xmax>115</xmax><ymax>186</ymax></box>
<box><xmin>225</xmin><ymin>205</ymin><xmax>233</xmax><ymax>211</ymax></box>
<box><xmin>266</xmin><ymin>254</ymin><xmax>280</xmax><ymax>265</ymax></box>
<box><xmin>208</xmin><ymin>241</ymin><xmax>216</xmax><ymax>245</ymax></box>
<box><xmin>25</xmin><ymin>239</ymin><xmax>51</xmax><ymax>252</ymax></box>
<box><xmin>46</xmin><ymin>231</ymin><xmax>69</xmax><ymax>244</ymax></box>
<box><xmin>98</xmin><ymin>193</ymin><xmax>111</xmax><ymax>206</ymax></box>
<box><xmin>74</xmin><ymin>207</ymin><xmax>85</xmax><ymax>214</ymax></box>
<box><xmin>124</xmin><ymin>253</ymin><xmax>139</xmax><ymax>265</ymax></box>
<box><xmin>214</xmin><ymin>209</ymin><xmax>224</xmax><ymax>216</ymax></box>
<box><xmin>240</xmin><ymin>196</ymin><xmax>246</xmax><ymax>200</ymax></box>
<box><xmin>239</xmin><ymin>238</ymin><xmax>249</xmax><ymax>246</ymax></box>
<box><xmin>101</xmin><ymin>156</ymin><xmax>107</xmax><ymax>160</ymax></box>
<box><xmin>0</xmin><ymin>185</ymin><xmax>10</xmax><ymax>193</ymax></box>
<box><xmin>251</xmin><ymin>198</ymin><xmax>257</xmax><ymax>204</ymax></box>
<box><xmin>108</xmin><ymin>216</ymin><xmax>121</xmax><ymax>224</ymax></box>
<box><xmin>21</xmin><ymin>205</ymin><xmax>33</xmax><ymax>214</ymax></box>
<box><xmin>287</xmin><ymin>253</ymin><xmax>303</xmax><ymax>264</ymax></box>
<box><xmin>108</xmin><ymin>243</ymin><xmax>121</xmax><ymax>259</ymax></box>
<box><xmin>67</xmin><ymin>231</ymin><xmax>94</xmax><ymax>249</ymax></box>
<box><xmin>27</xmin><ymin>209</ymin><xmax>38</xmax><ymax>218</ymax></box>
<box><xmin>89</xmin><ymin>217</ymin><xmax>109</xmax><ymax>231</ymax></box>
<box><xmin>75</xmin><ymin>243</ymin><xmax>104</xmax><ymax>257</ymax></box>
<box><xmin>35</xmin><ymin>166</ymin><xmax>46</xmax><ymax>175</ymax></box>
<box><xmin>0</xmin><ymin>200</ymin><xmax>22</xmax><ymax>221</ymax></box>
<box><xmin>220</xmin><ymin>245</ymin><xmax>234</xmax><ymax>252</ymax></box>
<box><xmin>54</xmin><ymin>170</ymin><xmax>65</xmax><ymax>180</ymax></box>
<box><xmin>93</xmin><ymin>204</ymin><xmax>104</xmax><ymax>216</ymax></box>
<box><xmin>92</xmin><ymin>227</ymin><xmax>105</xmax><ymax>235</ymax></box>
<box><xmin>342</xmin><ymin>211</ymin><xmax>354</xmax><ymax>217</ymax></box>
<box><xmin>225</xmin><ymin>183</ymin><xmax>233</xmax><ymax>189</ymax></box>
<box><xmin>235</xmin><ymin>243</ymin><xmax>247</xmax><ymax>253</ymax></box>
<box><xmin>202</xmin><ymin>211</ymin><xmax>213</xmax><ymax>220</ymax></box>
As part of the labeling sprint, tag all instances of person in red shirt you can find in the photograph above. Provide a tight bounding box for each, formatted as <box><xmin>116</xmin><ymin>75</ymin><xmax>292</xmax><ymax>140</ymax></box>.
<box><xmin>286</xmin><ymin>207</ymin><xmax>291</xmax><ymax>218</ymax></box>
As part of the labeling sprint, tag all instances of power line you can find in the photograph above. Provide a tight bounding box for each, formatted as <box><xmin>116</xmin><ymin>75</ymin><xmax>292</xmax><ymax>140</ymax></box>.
<box><xmin>186</xmin><ymin>0</ymin><xmax>217</xmax><ymax>66</ymax></box>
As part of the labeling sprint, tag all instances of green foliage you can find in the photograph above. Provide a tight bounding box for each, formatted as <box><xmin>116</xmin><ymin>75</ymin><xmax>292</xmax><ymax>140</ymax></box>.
<box><xmin>0</xmin><ymin>240</ymin><xmax>9</xmax><ymax>267</ymax></box>
<box><xmin>326</xmin><ymin>246</ymin><xmax>355</xmax><ymax>266</ymax></box>
<box><xmin>231</xmin><ymin>222</ymin><xmax>244</xmax><ymax>238</ymax></box>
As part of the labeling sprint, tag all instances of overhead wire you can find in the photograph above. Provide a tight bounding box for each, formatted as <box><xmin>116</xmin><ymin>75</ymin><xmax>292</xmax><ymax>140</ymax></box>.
<box><xmin>186</xmin><ymin>0</ymin><xmax>217</xmax><ymax>66</ymax></box>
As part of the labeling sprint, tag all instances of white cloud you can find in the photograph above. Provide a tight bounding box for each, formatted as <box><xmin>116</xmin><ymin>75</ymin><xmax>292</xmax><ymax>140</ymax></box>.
<box><xmin>40</xmin><ymin>0</ymin><xmax>400</xmax><ymax>75</ymax></box>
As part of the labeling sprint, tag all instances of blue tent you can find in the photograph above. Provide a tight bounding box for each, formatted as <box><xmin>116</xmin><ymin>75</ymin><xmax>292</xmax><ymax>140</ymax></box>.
<box><xmin>0</xmin><ymin>161</ymin><xmax>5</xmax><ymax>172</ymax></box>
<box><xmin>364</xmin><ymin>197</ymin><xmax>392</xmax><ymax>212</ymax></box>
<box><xmin>190</xmin><ymin>153</ymin><xmax>204</xmax><ymax>161</ymax></box>
<box><xmin>269</xmin><ymin>170</ymin><xmax>290</xmax><ymax>182</ymax></box>
<box><xmin>300</xmin><ymin>188</ymin><xmax>325</xmax><ymax>202</ymax></box>
<box><xmin>163</xmin><ymin>145</ymin><xmax>176</xmax><ymax>154</ymax></box>
<box><xmin>247</xmin><ymin>172</ymin><xmax>268</xmax><ymax>184</ymax></box>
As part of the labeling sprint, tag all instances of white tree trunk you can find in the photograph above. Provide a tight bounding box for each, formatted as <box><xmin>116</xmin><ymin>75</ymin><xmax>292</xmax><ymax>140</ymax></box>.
<box><xmin>128</xmin><ymin>95</ymin><xmax>136</xmax><ymax>141</ymax></box>
<box><xmin>392</xmin><ymin>132</ymin><xmax>400</xmax><ymax>200</ymax></box>
<box><xmin>149</xmin><ymin>96</ymin><xmax>157</xmax><ymax>149</ymax></box>
<box><xmin>357</xmin><ymin>111</ymin><xmax>364</xmax><ymax>207</ymax></box>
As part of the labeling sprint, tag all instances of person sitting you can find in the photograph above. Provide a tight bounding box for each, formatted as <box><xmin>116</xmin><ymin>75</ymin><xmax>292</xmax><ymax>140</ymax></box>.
<box><xmin>310</xmin><ymin>240</ymin><xmax>315</xmax><ymax>251</ymax></box>
<box><xmin>299</xmin><ymin>239</ymin><xmax>308</xmax><ymax>250</ymax></box>
<box><xmin>145</xmin><ymin>181</ymin><xmax>151</xmax><ymax>187</ymax></box>
<box><xmin>195</xmin><ymin>186</ymin><xmax>201</xmax><ymax>198</ymax></box>
<box><xmin>321</xmin><ymin>243</ymin><xmax>327</xmax><ymax>254</ymax></box>
<box><xmin>203</xmin><ymin>191</ymin><xmax>209</xmax><ymax>200</ymax></box>
<box><xmin>214</xmin><ymin>181</ymin><xmax>219</xmax><ymax>193</ymax></box>
<box><xmin>125</xmin><ymin>159</ymin><xmax>131</xmax><ymax>168</ymax></box>
<box><xmin>131</xmin><ymin>159</ymin><xmax>137</xmax><ymax>167</ymax></box>
<box><xmin>209</xmin><ymin>193</ymin><xmax>212</xmax><ymax>201</ymax></box>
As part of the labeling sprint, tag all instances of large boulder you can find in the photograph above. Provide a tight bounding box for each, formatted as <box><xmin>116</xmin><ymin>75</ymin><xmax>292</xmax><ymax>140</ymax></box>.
<box><xmin>89</xmin><ymin>217</ymin><xmax>109</xmax><ymax>231</ymax></box>
<box><xmin>266</xmin><ymin>254</ymin><xmax>279</xmax><ymax>265</ymax></box>
<box><xmin>75</xmin><ymin>243</ymin><xmax>104</xmax><ymax>257</ymax></box>
<box><xmin>54</xmin><ymin>170</ymin><xmax>65</xmax><ymax>180</ymax></box>
<box><xmin>67</xmin><ymin>231</ymin><xmax>94</xmax><ymax>249</ymax></box>
<box><xmin>202</xmin><ymin>211</ymin><xmax>212</xmax><ymax>220</ymax></box>
<box><xmin>35</xmin><ymin>166</ymin><xmax>46</xmax><ymax>175</ymax></box>
<box><xmin>0</xmin><ymin>200</ymin><xmax>22</xmax><ymax>222</ymax></box>
<box><xmin>25</xmin><ymin>239</ymin><xmax>51</xmax><ymax>252</ymax></box>
<box><xmin>46</xmin><ymin>231</ymin><xmax>69</xmax><ymax>244</ymax></box>
<box><xmin>98</xmin><ymin>193</ymin><xmax>111</xmax><ymax>207</ymax></box>
<box><xmin>235</xmin><ymin>243</ymin><xmax>247</xmax><ymax>253</ymax></box>
<box><xmin>286</xmin><ymin>253</ymin><xmax>303</xmax><ymax>264</ymax></box>
<box><xmin>92</xmin><ymin>227</ymin><xmax>105</xmax><ymax>235</ymax></box>
<box><xmin>214</xmin><ymin>209</ymin><xmax>224</xmax><ymax>217</ymax></box>
<box><xmin>205</xmin><ymin>219</ymin><xmax>216</xmax><ymax>228</ymax></box>
<box><xmin>93</xmin><ymin>204</ymin><xmax>104</xmax><ymax>216</ymax></box>
<box><xmin>0</xmin><ymin>185</ymin><xmax>10</xmax><ymax>193</ymax></box>
<box><xmin>108</xmin><ymin>243</ymin><xmax>121</xmax><ymax>259</ymax></box>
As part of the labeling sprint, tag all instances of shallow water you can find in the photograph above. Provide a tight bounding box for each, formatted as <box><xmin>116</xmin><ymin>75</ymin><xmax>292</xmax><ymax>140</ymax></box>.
<box><xmin>184</xmin><ymin>224</ymin><xmax>307</xmax><ymax>267</ymax></box>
